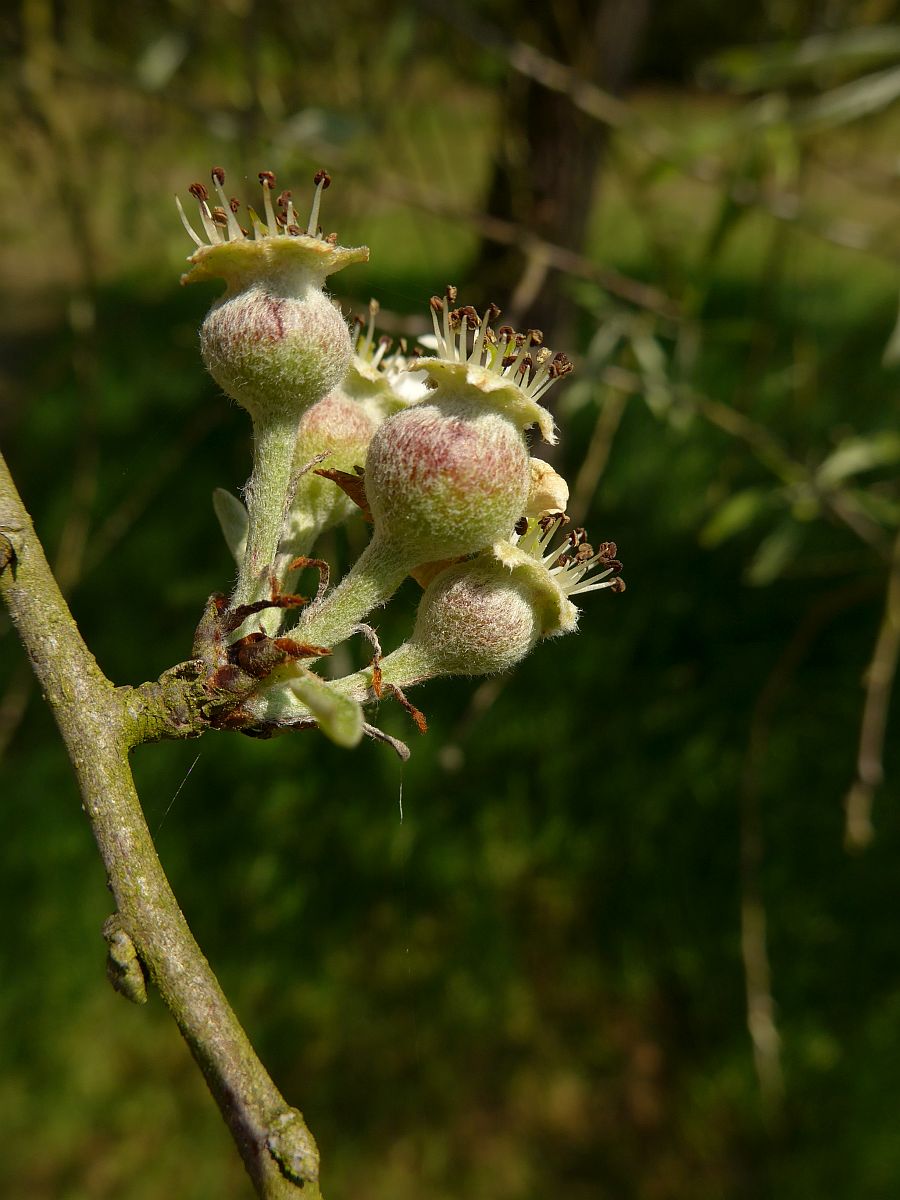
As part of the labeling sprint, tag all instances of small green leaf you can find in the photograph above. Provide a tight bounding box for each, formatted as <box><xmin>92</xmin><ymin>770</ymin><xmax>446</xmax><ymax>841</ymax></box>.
<box><xmin>795</xmin><ymin>65</ymin><xmax>900</xmax><ymax>130</ymax></box>
<box><xmin>816</xmin><ymin>433</ymin><xmax>900</xmax><ymax>490</ymax></box>
<box><xmin>289</xmin><ymin>671</ymin><xmax>363</xmax><ymax>749</ymax></box>
<box><xmin>701</xmin><ymin>27</ymin><xmax>900</xmax><ymax>92</ymax></box>
<box><xmin>213</xmin><ymin>488</ymin><xmax>249</xmax><ymax>565</ymax></box>
<box><xmin>700</xmin><ymin>487</ymin><xmax>773</xmax><ymax>547</ymax></box>
<box><xmin>629</xmin><ymin>331</ymin><xmax>671</xmax><ymax>416</ymax></box>
<box><xmin>746</xmin><ymin>521</ymin><xmax>803</xmax><ymax>587</ymax></box>
<box><xmin>846</xmin><ymin>487</ymin><xmax>900</xmax><ymax>528</ymax></box>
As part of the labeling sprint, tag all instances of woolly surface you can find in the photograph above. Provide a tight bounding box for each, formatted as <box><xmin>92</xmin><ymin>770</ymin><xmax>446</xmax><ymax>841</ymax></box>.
<box><xmin>201</xmin><ymin>284</ymin><xmax>351</xmax><ymax>420</ymax></box>
<box><xmin>365</xmin><ymin>401</ymin><xmax>529</xmax><ymax>563</ymax></box>
<box><xmin>413</xmin><ymin>557</ymin><xmax>541</xmax><ymax>676</ymax></box>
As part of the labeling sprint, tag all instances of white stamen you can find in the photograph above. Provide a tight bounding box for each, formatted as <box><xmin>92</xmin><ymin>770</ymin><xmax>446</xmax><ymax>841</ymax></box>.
<box><xmin>262</xmin><ymin>180</ymin><xmax>278</xmax><ymax>235</ymax></box>
<box><xmin>430</xmin><ymin>303</ymin><xmax>444</xmax><ymax>348</ymax></box>
<box><xmin>471</xmin><ymin>309</ymin><xmax>489</xmax><ymax>363</ymax></box>
<box><xmin>198</xmin><ymin>201</ymin><xmax>222</xmax><ymax>244</ymax></box>
<box><xmin>568</xmin><ymin>577</ymin><xmax>620</xmax><ymax>596</ymax></box>
<box><xmin>175</xmin><ymin>196</ymin><xmax>205</xmax><ymax>247</ymax></box>
<box><xmin>212</xmin><ymin>173</ymin><xmax>244</xmax><ymax>241</ymax></box>
<box><xmin>307</xmin><ymin>178</ymin><xmax>325</xmax><ymax>237</ymax></box>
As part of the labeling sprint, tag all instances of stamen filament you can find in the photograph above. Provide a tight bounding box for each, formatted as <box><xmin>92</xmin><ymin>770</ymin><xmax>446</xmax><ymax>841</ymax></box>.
<box><xmin>175</xmin><ymin>197</ymin><xmax>205</xmax><ymax>247</ymax></box>
<box><xmin>262</xmin><ymin>180</ymin><xmax>278</xmax><ymax>236</ymax></box>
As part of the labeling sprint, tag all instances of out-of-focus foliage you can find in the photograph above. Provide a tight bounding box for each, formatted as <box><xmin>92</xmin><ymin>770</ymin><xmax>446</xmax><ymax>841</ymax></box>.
<box><xmin>2</xmin><ymin>1</ymin><xmax>900</xmax><ymax>1198</ymax></box>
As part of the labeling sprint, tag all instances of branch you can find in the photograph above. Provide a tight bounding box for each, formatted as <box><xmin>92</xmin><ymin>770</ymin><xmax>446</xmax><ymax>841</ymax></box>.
<box><xmin>0</xmin><ymin>451</ymin><xmax>322</xmax><ymax>1199</ymax></box>
<box><xmin>844</xmin><ymin>526</ymin><xmax>900</xmax><ymax>850</ymax></box>
<box><xmin>433</xmin><ymin>3</ymin><xmax>900</xmax><ymax>264</ymax></box>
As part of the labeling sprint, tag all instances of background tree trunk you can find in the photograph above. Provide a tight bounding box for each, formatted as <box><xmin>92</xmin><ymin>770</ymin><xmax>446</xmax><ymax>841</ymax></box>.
<box><xmin>478</xmin><ymin>0</ymin><xmax>651</xmax><ymax>341</ymax></box>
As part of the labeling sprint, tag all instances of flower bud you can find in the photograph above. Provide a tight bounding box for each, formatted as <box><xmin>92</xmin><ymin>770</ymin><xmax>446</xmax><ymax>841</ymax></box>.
<box><xmin>362</xmin><ymin>293</ymin><xmax>569</xmax><ymax>565</ymax></box>
<box><xmin>492</xmin><ymin>514</ymin><xmax>625</xmax><ymax>638</ymax></box>
<box><xmin>285</xmin><ymin>301</ymin><xmax>424</xmax><ymax>557</ymax></box>
<box><xmin>200</xmin><ymin>282</ymin><xmax>352</xmax><ymax>424</ymax></box>
<box><xmin>368</xmin><ymin>516</ymin><xmax>625</xmax><ymax>693</ymax></box>
<box><xmin>178</xmin><ymin>169</ymin><xmax>369</xmax><ymax>614</ymax></box>
<box><xmin>293</xmin><ymin>292</ymin><xmax>577</xmax><ymax>650</ymax></box>
<box><xmin>365</xmin><ymin>401</ymin><xmax>530</xmax><ymax>564</ymax></box>
<box><xmin>402</xmin><ymin>556</ymin><xmax>543</xmax><ymax>678</ymax></box>
<box><xmin>290</xmin><ymin>389</ymin><xmax>376</xmax><ymax>539</ymax></box>
<box><xmin>178</xmin><ymin>168</ymin><xmax>368</xmax><ymax>424</ymax></box>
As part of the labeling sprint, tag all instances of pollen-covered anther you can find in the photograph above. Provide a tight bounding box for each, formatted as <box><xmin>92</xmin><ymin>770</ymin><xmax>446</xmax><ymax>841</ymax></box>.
<box><xmin>177</xmin><ymin>164</ymin><xmax>360</xmax><ymax>259</ymax></box>
<box><xmin>548</xmin><ymin>353</ymin><xmax>574</xmax><ymax>379</ymax></box>
<box><xmin>508</xmin><ymin>513</ymin><xmax>625</xmax><ymax>606</ymax></box>
<box><xmin>423</xmin><ymin>293</ymin><xmax>572</xmax><ymax>418</ymax></box>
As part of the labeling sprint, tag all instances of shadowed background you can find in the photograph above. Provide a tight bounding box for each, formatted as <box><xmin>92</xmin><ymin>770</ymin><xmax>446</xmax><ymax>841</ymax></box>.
<box><xmin>2</xmin><ymin>1</ymin><xmax>900</xmax><ymax>1196</ymax></box>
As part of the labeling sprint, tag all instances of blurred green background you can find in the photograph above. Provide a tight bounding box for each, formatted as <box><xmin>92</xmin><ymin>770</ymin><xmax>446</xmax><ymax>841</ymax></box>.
<box><xmin>2</xmin><ymin>1</ymin><xmax>900</xmax><ymax>1196</ymax></box>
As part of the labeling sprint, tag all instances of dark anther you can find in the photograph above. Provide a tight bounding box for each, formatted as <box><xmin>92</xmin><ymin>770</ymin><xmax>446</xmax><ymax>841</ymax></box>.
<box><xmin>497</xmin><ymin>325</ymin><xmax>514</xmax><ymax>341</ymax></box>
<box><xmin>258</xmin><ymin>170</ymin><xmax>277</xmax><ymax>188</ymax></box>
<box><xmin>527</xmin><ymin>329</ymin><xmax>544</xmax><ymax>346</ymax></box>
<box><xmin>275</xmin><ymin>212</ymin><xmax>287</xmax><ymax>227</ymax></box>
<box><xmin>286</xmin><ymin>223</ymin><xmax>301</xmax><ymax>236</ymax></box>
<box><xmin>597</xmin><ymin>540</ymin><xmax>617</xmax><ymax>559</ymax></box>
<box><xmin>429</xmin><ymin>295</ymin><xmax>444</xmax><ymax>314</ymax></box>
<box><xmin>313</xmin><ymin>168</ymin><xmax>332</xmax><ymax>188</ymax></box>
<box><xmin>229</xmin><ymin>196</ymin><xmax>240</xmax><ymax>213</ymax></box>
<box><xmin>325</xmin><ymin>232</ymin><xmax>338</xmax><ymax>244</ymax></box>
<box><xmin>514</xmin><ymin>516</ymin><xmax>529</xmax><ymax>536</ymax></box>
<box><xmin>188</xmin><ymin>182</ymin><xmax>209</xmax><ymax>202</ymax></box>
<box><xmin>276</xmin><ymin>190</ymin><xmax>292</xmax><ymax>208</ymax></box>
<box><xmin>575</xmin><ymin>543</ymin><xmax>594</xmax><ymax>562</ymax></box>
<box><xmin>502</xmin><ymin>354</ymin><xmax>517</xmax><ymax>369</ymax></box>
<box><xmin>548</xmin><ymin>352</ymin><xmax>574</xmax><ymax>378</ymax></box>
<box><xmin>378</xmin><ymin>334</ymin><xmax>393</xmax><ymax>349</ymax></box>
<box><xmin>211</xmin><ymin>166</ymin><xmax>226</xmax><ymax>186</ymax></box>
<box><xmin>444</xmin><ymin>284</ymin><xmax>458</xmax><ymax>303</ymax></box>
<box><xmin>610</xmin><ymin>577</ymin><xmax>627</xmax><ymax>594</ymax></box>
<box><xmin>486</xmin><ymin>302</ymin><xmax>502</xmax><ymax>323</ymax></box>
<box><xmin>211</xmin><ymin>206</ymin><xmax>228</xmax><ymax>225</ymax></box>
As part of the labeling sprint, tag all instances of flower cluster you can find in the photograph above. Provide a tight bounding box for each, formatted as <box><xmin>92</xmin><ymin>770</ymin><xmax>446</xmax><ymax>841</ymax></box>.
<box><xmin>179</xmin><ymin>168</ymin><xmax>624</xmax><ymax>753</ymax></box>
